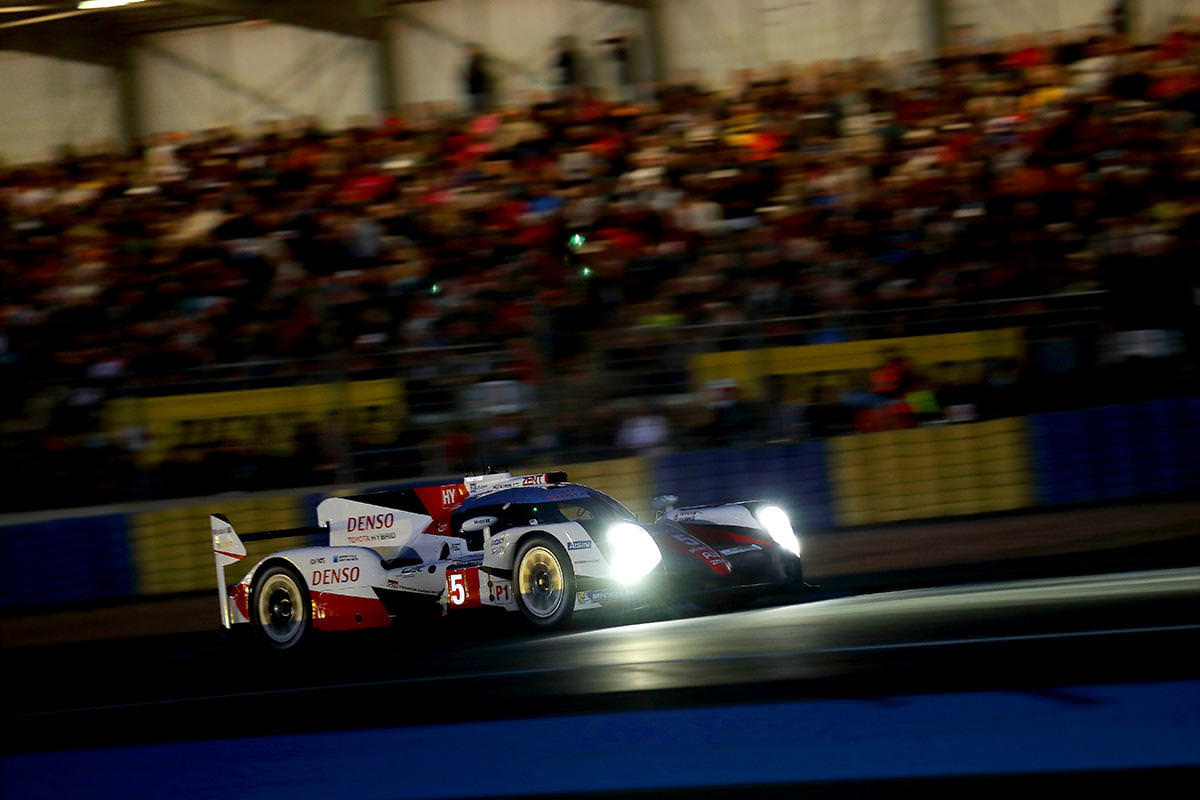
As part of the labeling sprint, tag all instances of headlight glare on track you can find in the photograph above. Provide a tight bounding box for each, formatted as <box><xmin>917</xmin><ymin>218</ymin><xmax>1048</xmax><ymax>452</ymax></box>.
<box><xmin>606</xmin><ymin>521</ymin><xmax>662</xmax><ymax>584</ymax></box>
<box><xmin>755</xmin><ymin>505</ymin><xmax>800</xmax><ymax>556</ymax></box>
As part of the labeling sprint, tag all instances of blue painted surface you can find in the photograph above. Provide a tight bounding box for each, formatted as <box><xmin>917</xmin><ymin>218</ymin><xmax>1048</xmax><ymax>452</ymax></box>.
<box><xmin>0</xmin><ymin>513</ymin><xmax>133</xmax><ymax>608</ymax></box>
<box><xmin>3</xmin><ymin>680</ymin><xmax>1198</xmax><ymax>799</ymax></box>
<box><xmin>1030</xmin><ymin>397</ymin><xmax>1200</xmax><ymax>506</ymax></box>
<box><xmin>654</xmin><ymin>442</ymin><xmax>835</xmax><ymax>531</ymax></box>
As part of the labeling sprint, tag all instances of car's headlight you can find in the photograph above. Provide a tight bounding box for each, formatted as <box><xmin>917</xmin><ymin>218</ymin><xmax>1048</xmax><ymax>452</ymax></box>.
<box><xmin>755</xmin><ymin>505</ymin><xmax>800</xmax><ymax>556</ymax></box>
<box><xmin>605</xmin><ymin>521</ymin><xmax>662</xmax><ymax>584</ymax></box>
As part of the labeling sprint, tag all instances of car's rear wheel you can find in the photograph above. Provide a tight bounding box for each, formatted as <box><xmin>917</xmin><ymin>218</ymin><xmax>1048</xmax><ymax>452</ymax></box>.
<box><xmin>514</xmin><ymin>535</ymin><xmax>575</xmax><ymax>629</ymax></box>
<box><xmin>251</xmin><ymin>563</ymin><xmax>311</xmax><ymax>651</ymax></box>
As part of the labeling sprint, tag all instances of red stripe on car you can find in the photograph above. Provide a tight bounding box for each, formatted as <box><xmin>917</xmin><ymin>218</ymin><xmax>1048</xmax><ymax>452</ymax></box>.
<box><xmin>662</xmin><ymin>531</ymin><xmax>732</xmax><ymax>575</ymax></box>
<box><xmin>310</xmin><ymin>590</ymin><xmax>392</xmax><ymax>632</ymax></box>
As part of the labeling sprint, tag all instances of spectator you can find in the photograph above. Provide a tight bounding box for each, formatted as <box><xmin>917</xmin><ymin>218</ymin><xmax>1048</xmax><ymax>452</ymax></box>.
<box><xmin>4</xmin><ymin>22</ymin><xmax>1200</xmax><ymax>509</ymax></box>
<box><xmin>552</xmin><ymin>36</ymin><xmax>581</xmax><ymax>90</ymax></box>
<box><xmin>464</xmin><ymin>43</ymin><xmax>493</xmax><ymax>114</ymax></box>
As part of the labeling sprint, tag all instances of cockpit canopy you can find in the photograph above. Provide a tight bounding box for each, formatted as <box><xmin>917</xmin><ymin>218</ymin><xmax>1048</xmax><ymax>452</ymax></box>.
<box><xmin>451</xmin><ymin>484</ymin><xmax>636</xmax><ymax>547</ymax></box>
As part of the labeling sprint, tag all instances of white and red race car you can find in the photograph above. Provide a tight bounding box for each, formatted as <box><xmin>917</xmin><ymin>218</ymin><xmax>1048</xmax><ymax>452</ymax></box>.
<box><xmin>212</xmin><ymin>471</ymin><xmax>805</xmax><ymax>649</ymax></box>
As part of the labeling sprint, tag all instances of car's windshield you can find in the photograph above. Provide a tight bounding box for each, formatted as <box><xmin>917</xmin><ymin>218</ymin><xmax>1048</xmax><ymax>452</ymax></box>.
<box><xmin>518</xmin><ymin>493</ymin><xmax>634</xmax><ymax>526</ymax></box>
<box><xmin>454</xmin><ymin>488</ymin><xmax>635</xmax><ymax>539</ymax></box>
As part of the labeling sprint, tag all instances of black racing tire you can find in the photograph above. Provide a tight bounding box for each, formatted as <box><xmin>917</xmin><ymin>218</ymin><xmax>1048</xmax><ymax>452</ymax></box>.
<box><xmin>250</xmin><ymin>562</ymin><xmax>311</xmax><ymax>652</ymax></box>
<box><xmin>513</xmin><ymin>535</ymin><xmax>576</xmax><ymax>629</ymax></box>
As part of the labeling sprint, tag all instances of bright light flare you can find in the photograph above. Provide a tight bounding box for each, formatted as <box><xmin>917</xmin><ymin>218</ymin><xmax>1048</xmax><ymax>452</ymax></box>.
<box><xmin>755</xmin><ymin>505</ymin><xmax>800</xmax><ymax>556</ymax></box>
<box><xmin>606</xmin><ymin>521</ymin><xmax>661</xmax><ymax>584</ymax></box>
<box><xmin>78</xmin><ymin>0</ymin><xmax>145</xmax><ymax>9</ymax></box>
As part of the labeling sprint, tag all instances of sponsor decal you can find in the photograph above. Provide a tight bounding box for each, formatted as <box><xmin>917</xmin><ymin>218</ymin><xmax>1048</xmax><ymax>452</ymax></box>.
<box><xmin>311</xmin><ymin>566</ymin><xmax>361</xmax><ymax>586</ymax></box>
<box><xmin>386</xmin><ymin>578</ymin><xmax>400</xmax><ymax>589</ymax></box>
<box><xmin>347</xmin><ymin>531</ymin><xmax>399</xmax><ymax>544</ymax></box>
<box><xmin>105</xmin><ymin>378</ymin><xmax>402</xmax><ymax>468</ymax></box>
<box><xmin>490</xmin><ymin>534</ymin><xmax>506</xmax><ymax>556</ymax></box>
<box><xmin>310</xmin><ymin>557</ymin><xmax>326</xmax><ymax>565</ymax></box>
<box><xmin>450</xmin><ymin>541</ymin><xmax>463</xmax><ymax>554</ymax></box>
<box><xmin>670</xmin><ymin>531</ymin><xmax>731</xmax><ymax>573</ymax></box>
<box><xmin>576</xmin><ymin>588</ymin><xmax>628</xmax><ymax>605</ymax></box>
<box><xmin>347</xmin><ymin>513</ymin><xmax>395</xmax><ymax>533</ymax></box>
<box><xmin>487</xmin><ymin>579</ymin><xmax>512</xmax><ymax>604</ymax></box>
<box><xmin>441</xmin><ymin>488</ymin><xmax>457</xmax><ymax>505</ymax></box>
<box><xmin>567</xmin><ymin>540</ymin><xmax>592</xmax><ymax>551</ymax></box>
<box><xmin>673</xmin><ymin>510</ymin><xmax>699</xmax><ymax>521</ymax></box>
<box><xmin>332</xmin><ymin>553</ymin><xmax>359</xmax><ymax>563</ymax></box>
<box><xmin>720</xmin><ymin>544</ymin><xmax>762</xmax><ymax>556</ymax></box>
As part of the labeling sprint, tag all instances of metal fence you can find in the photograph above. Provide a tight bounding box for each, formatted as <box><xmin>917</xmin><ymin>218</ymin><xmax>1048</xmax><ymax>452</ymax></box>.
<box><xmin>5</xmin><ymin>288</ymin><xmax>1197</xmax><ymax>513</ymax></box>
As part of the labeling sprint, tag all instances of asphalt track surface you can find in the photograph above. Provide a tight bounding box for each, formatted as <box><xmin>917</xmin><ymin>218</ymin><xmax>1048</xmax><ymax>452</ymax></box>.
<box><xmin>5</xmin><ymin>564</ymin><xmax>1198</xmax><ymax>752</ymax></box>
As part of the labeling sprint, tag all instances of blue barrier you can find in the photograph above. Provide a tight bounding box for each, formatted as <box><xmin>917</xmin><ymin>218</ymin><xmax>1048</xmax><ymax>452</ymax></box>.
<box><xmin>0</xmin><ymin>513</ymin><xmax>133</xmax><ymax>608</ymax></box>
<box><xmin>1030</xmin><ymin>397</ymin><xmax>1200</xmax><ymax>506</ymax></box>
<box><xmin>653</xmin><ymin>442</ymin><xmax>835</xmax><ymax>532</ymax></box>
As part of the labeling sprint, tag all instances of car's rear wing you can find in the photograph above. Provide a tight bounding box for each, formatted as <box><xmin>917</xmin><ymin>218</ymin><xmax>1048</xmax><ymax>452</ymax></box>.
<box><xmin>209</xmin><ymin>513</ymin><xmax>326</xmax><ymax>628</ymax></box>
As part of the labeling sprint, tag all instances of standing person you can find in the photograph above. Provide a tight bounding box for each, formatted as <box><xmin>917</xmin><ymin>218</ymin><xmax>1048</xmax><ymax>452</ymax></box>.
<box><xmin>552</xmin><ymin>35</ymin><xmax>581</xmax><ymax>91</ymax></box>
<box><xmin>600</xmin><ymin>30</ymin><xmax>634</xmax><ymax>101</ymax></box>
<box><xmin>464</xmin><ymin>43</ymin><xmax>492</xmax><ymax>113</ymax></box>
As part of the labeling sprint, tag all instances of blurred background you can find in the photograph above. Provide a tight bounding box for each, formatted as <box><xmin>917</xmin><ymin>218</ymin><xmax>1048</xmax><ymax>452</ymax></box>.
<box><xmin>2</xmin><ymin>0</ymin><xmax>1200</xmax><ymax>611</ymax></box>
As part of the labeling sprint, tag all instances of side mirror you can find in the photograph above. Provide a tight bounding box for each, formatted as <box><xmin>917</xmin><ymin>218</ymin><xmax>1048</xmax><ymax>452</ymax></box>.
<box><xmin>651</xmin><ymin>494</ymin><xmax>677</xmax><ymax>520</ymax></box>
<box><xmin>461</xmin><ymin>515</ymin><xmax>498</xmax><ymax>533</ymax></box>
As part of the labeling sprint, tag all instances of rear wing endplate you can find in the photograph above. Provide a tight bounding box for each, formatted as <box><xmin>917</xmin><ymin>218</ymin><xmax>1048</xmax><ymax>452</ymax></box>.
<box><xmin>209</xmin><ymin>513</ymin><xmax>326</xmax><ymax>628</ymax></box>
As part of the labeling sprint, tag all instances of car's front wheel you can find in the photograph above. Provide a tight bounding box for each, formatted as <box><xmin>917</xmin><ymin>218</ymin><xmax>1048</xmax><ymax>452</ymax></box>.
<box><xmin>250</xmin><ymin>563</ymin><xmax>311</xmax><ymax>651</ymax></box>
<box><xmin>513</xmin><ymin>535</ymin><xmax>576</xmax><ymax>629</ymax></box>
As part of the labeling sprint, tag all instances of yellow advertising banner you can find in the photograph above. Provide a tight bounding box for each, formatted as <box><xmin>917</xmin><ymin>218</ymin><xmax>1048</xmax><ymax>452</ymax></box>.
<box><xmin>105</xmin><ymin>379</ymin><xmax>405</xmax><ymax>465</ymax></box>
<box><xmin>691</xmin><ymin>329</ymin><xmax>1024</xmax><ymax>400</ymax></box>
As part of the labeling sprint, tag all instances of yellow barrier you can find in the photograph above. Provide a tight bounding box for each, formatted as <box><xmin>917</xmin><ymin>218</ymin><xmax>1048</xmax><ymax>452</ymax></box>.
<box><xmin>105</xmin><ymin>379</ymin><xmax>405</xmax><ymax>465</ymax></box>
<box><xmin>829</xmin><ymin>418</ymin><xmax>1033</xmax><ymax>526</ymax></box>
<box><xmin>692</xmin><ymin>329</ymin><xmax>1023</xmax><ymax>399</ymax></box>
<box><xmin>132</xmin><ymin>495</ymin><xmax>309</xmax><ymax>595</ymax></box>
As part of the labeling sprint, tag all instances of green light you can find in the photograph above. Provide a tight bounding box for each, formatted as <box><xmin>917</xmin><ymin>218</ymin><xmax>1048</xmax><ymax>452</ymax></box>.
<box><xmin>568</xmin><ymin>233</ymin><xmax>586</xmax><ymax>251</ymax></box>
<box><xmin>430</xmin><ymin>283</ymin><xmax>442</xmax><ymax>295</ymax></box>
<box><xmin>580</xmin><ymin>266</ymin><xmax>593</xmax><ymax>278</ymax></box>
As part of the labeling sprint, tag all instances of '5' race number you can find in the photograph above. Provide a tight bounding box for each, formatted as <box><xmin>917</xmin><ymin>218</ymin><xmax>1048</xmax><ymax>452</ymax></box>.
<box><xmin>446</xmin><ymin>568</ymin><xmax>481</xmax><ymax>608</ymax></box>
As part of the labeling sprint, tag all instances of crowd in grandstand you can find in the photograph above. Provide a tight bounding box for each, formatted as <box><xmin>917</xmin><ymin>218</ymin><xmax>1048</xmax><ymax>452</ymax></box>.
<box><xmin>3</xmin><ymin>22</ymin><xmax>1200</xmax><ymax>509</ymax></box>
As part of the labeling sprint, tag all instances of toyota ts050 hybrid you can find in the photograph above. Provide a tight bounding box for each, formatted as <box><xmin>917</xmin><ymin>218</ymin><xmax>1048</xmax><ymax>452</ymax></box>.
<box><xmin>211</xmin><ymin>471</ymin><xmax>806</xmax><ymax>649</ymax></box>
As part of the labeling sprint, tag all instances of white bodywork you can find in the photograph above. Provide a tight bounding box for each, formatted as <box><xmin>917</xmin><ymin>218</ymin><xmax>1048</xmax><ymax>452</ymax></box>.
<box><xmin>211</xmin><ymin>486</ymin><xmax>627</xmax><ymax>630</ymax></box>
<box><xmin>664</xmin><ymin>504</ymin><xmax>759</xmax><ymax>528</ymax></box>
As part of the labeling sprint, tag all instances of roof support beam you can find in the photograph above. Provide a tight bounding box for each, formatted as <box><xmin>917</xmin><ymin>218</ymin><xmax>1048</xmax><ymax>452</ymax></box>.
<box><xmin>928</xmin><ymin>0</ymin><xmax>950</xmax><ymax>53</ymax></box>
<box><xmin>376</xmin><ymin>18</ymin><xmax>398</xmax><ymax>113</ymax></box>
<box><xmin>116</xmin><ymin>40</ymin><xmax>142</xmax><ymax>144</ymax></box>
<box><xmin>644</xmin><ymin>0</ymin><xmax>666</xmax><ymax>84</ymax></box>
<box><xmin>173</xmin><ymin>1</ymin><xmax>381</xmax><ymax>39</ymax></box>
<box><xmin>585</xmin><ymin>0</ymin><xmax>649</xmax><ymax>8</ymax></box>
<box><xmin>0</xmin><ymin>20</ymin><xmax>123</xmax><ymax>66</ymax></box>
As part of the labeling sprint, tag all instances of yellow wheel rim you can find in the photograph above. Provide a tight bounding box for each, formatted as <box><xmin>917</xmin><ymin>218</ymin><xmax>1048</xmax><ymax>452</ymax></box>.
<box><xmin>517</xmin><ymin>546</ymin><xmax>565</xmax><ymax>619</ymax></box>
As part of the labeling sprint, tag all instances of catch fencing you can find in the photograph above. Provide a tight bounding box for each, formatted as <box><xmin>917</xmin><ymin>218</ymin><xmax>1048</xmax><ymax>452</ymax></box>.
<box><xmin>6</xmin><ymin>290</ymin><xmax>1200</xmax><ymax>608</ymax></box>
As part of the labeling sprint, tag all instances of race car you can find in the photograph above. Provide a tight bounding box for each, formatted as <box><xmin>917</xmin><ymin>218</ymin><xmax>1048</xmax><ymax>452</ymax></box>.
<box><xmin>211</xmin><ymin>471</ymin><xmax>804</xmax><ymax>650</ymax></box>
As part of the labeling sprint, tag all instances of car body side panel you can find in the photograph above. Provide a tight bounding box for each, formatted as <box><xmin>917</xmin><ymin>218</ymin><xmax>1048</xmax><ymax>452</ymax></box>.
<box><xmin>482</xmin><ymin>521</ymin><xmax>610</xmax><ymax>580</ymax></box>
<box><xmin>239</xmin><ymin>546</ymin><xmax>393</xmax><ymax>633</ymax></box>
<box><xmin>479</xmin><ymin>521</ymin><xmax>629</xmax><ymax>612</ymax></box>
